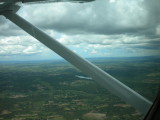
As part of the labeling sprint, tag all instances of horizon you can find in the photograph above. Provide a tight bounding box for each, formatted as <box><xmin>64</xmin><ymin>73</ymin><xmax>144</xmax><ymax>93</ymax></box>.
<box><xmin>0</xmin><ymin>56</ymin><xmax>159</xmax><ymax>63</ymax></box>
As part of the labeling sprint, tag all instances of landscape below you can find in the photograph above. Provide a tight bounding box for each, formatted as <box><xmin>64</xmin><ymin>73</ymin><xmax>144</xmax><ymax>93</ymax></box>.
<box><xmin>0</xmin><ymin>57</ymin><xmax>160</xmax><ymax>120</ymax></box>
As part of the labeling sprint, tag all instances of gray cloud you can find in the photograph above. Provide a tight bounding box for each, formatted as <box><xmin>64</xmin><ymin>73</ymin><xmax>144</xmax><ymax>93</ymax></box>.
<box><xmin>20</xmin><ymin>0</ymin><xmax>160</xmax><ymax>39</ymax></box>
<box><xmin>0</xmin><ymin>16</ymin><xmax>26</xmax><ymax>36</ymax></box>
<box><xmin>139</xmin><ymin>0</ymin><xmax>160</xmax><ymax>37</ymax></box>
<box><xmin>19</xmin><ymin>0</ymin><xmax>148</xmax><ymax>35</ymax></box>
<box><xmin>0</xmin><ymin>36</ymin><xmax>48</xmax><ymax>56</ymax></box>
<box><xmin>1</xmin><ymin>0</ymin><xmax>160</xmax><ymax>37</ymax></box>
<box><xmin>0</xmin><ymin>0</ymin><xmax>160</xmax><ymax>58</ymax></box>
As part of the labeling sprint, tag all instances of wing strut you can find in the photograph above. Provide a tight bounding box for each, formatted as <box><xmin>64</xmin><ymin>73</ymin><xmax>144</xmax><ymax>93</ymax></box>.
<box><xmin>2</xmin><ymin>11</ymin><xmax>152</xmax><ymax>114</ymax></box>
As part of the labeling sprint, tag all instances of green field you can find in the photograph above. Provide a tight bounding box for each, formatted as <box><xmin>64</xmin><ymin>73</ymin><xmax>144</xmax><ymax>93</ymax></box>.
<box><xmin>0</xmin><ymin>57</ymin><xmax>160</xmax><ymax>120</ymax></box>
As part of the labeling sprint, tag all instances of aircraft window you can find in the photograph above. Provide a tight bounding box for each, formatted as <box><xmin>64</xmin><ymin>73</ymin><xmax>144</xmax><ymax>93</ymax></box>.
<box><xmin>0</xmin><ymin>0</ymin><xmax>160</xmax><ymax>120</ymax></box>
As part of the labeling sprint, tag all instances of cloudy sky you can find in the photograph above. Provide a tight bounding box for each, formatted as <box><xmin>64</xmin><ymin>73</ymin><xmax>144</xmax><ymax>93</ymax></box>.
<box><xmin>0</xmin><ymin>0</ymin><xmax>160</xmax><ymax>61</ymax></box>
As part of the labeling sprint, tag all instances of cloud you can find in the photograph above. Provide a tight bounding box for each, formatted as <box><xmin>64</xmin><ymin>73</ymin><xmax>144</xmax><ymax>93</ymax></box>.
<box><xmin>0</xmin><ymin>16</ymin><xmax>26</xmax><ymax>36</ymax></box>
<box><xmin>0</xmin><ymin>36</ymin><xmax>48</xmax><ymax>56</ymax></box>
<box><xmin>58</xmin><ymin>33</ymin><xmax>160</xmax><ymax>49</ymax></box>
<box><xmin>18</xmin><ymin>0</ymin><xmax>148</xmax><ymax>35</ymax></box>
<box><xmin>1</xmin><ymin>0</ymin><xmax>160</xmax><ymax>37</ymax></box>
<box><xmin>91</xmin><ymin>49</ymin><xmax>97</xmax><ymax>54</ymax></box>
<box><xmin>156</xmin><ymin>25</ymin><xmax>160</xmax><ymax>36</ymax></box>
<box><xmin>0</xmin><ymin>0</ymin><xmax>160</xmax><ymax>59</ymax></box>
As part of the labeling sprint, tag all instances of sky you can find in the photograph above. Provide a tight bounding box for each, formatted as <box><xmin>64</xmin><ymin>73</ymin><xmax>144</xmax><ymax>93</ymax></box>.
<box><xmin>0</xmin><ymin>0</ymin><xmax>160</xmax><ymax>61</ymax></box>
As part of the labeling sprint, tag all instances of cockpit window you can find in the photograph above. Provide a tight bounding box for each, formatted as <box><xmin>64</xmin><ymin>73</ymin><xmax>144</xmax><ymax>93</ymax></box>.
<box><xmin>0</xmin><ymin>0</ymin><xmax>160</xmax><ymax>120</ymax></box>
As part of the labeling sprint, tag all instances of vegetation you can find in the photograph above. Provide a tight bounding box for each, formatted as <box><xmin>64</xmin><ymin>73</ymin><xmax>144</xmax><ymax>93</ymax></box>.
<box><xmin>0</xmin><ymin>57</ymin><xmax>160</xmax><ymax>120</ymax></box>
